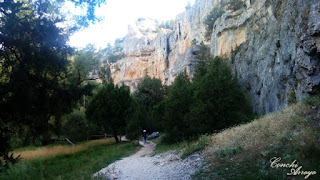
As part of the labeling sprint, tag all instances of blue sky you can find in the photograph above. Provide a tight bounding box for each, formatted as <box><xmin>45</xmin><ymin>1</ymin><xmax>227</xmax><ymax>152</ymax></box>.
<box><xmin>67</xmin><ymin>0</ymin><xmax>195</xmax><ymax>49</ymax></box>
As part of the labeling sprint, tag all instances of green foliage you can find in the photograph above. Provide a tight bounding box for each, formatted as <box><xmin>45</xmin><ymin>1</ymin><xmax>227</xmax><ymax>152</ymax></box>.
<box><xmin>152</xmin><ymin>134</ymin><xmax>209</xmax><ymax>159</ymax></box>
<box><xmin>1</xmin><ymin>142</ymin><xmax>139</xmax><ymax>180</ymax></box>
<box><xmin>152</xmin><ymin>99</ymin><xmax>167</xmax><ymax>132</ymax></box>
<box><xmin>191</xmin><ymin>39</ymin><xmax>198</xmax><ymax>45</ymax></box>
<box><xmin>204</xmin><ymin>7</ymin><xmax>225</xmax><ymax>39</ymax></box>
<box><xmin>190</xmin><ymin>57</ymin><xmax>253</xmax><ymax>134</ymax></box>
<box><xmin>86</xmin><ymin>82</ymin><xmax>133</xmax><ymax>142</ymax></box>
<box><xmin>133</xmin><ymin>75</ymin><xmax>166</xmax><ymax>132</ymax></box>
<box><xmin>162</xmin><ymin>72</ymin><xmax>193</xmax><ymax>143</ymax></box>
<box><xmin>61</xmin><ymin>110</ymin><xmax>90</xmax><ymax>142</ymax></box>
<box><xmin>159</xmin><ymin>20</ymin><xmax>175</xmax><ymax>30</ymax></box>
<box><xmin>0</xmin><ymin>0</ymin><xmax>106</xmax><ymax>172</ymax></box>
<box><xmin>134</xmin><ymin>76</ymin><xmax>165</xmax><ymax>109</ymax></box>
<box><xmin>157</xmin><ymin>55</ymin><xmax>253</xmax><ymax>144</ymax></box>
<box><xmin>125</xmin><ymin>100</ymin><xmax>143</xmax><ymax>141</ymax></box>
<box><xmin>226</xmin><ymin>0</ymin><xmax>245</xmax><ymax>11</ymax></box>
<box><xmin>72</xmin><ymin>44</ymin><xmax>100</xmax><ymax>84</ymax></box>
<box><xmin>0</xmin><ymin>133</ymin><xmax>19</xmax><ymax>173</ymax></box>
<box><xmin>0</xmin><ymin>0</ymin><xmax>66</xmax><ymax>169</ymax></box>
<box><xmin>152</xmin><ymin>137</ymin><xmax>189</xmax><ymax>156</ymax></box>
<box><xmin>99</xmin><ymin>43</ymin><xmax>125</xmax><ymax>64</ymax></box>
<box><xmin>192</xmin><ymin>42</ymin><xmax>212</xmax><ymax>82</ymax></box>
<box><xmin>288</xmin><ymin>90</ymin><xmax>297</xmax><ymax>105</ymax></box>
<box><xmin>303</xmin><ymin>95</ymin><xmax>320</xmax><ymax>106</ymax></box>
<box><xmin>181</xmin><ymin>135</ymin><xmax>210</xmax><ymax>159</ymax></box>
<box><xmin>216</xmin><ymin>144</ymin><xmax>243</xmax><ymax>159</ymax></box>
<box><xmin>204</xmin><ymin>0</ymin><xmax>245</xmax><ymax>39</ymax></box>
<box><xmin>301</xmin><ymin>143</ymin><xmax>320</xmax><ymax>166</ymax></box>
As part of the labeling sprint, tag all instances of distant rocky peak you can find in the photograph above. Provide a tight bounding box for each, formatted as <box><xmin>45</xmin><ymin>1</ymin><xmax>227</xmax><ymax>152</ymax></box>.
<box><xmin>127</xmin><ymin>18</ymin><xmax>158</xmax><ymax>38</ymax></box>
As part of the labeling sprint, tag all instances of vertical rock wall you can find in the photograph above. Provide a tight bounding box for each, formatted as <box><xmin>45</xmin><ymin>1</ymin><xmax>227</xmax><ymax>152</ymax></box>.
<box><xmin>110</xmin><ymin>0</ymin><xmax>320</xmax><ymax>114</ymax></box>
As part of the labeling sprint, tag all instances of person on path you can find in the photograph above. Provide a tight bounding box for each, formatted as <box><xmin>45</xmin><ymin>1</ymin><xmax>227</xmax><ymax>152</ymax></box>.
<box><xmin>142</xmin><ymin>130</ymin><xmax>147</xmax><ymax>145</ymax></box>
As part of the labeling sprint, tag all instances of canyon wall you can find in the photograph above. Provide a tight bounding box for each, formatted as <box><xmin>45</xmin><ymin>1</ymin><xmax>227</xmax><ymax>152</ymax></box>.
<box><xmin>110</xmin><ymin>0</ymin><xmax>320</xmax><ymax>114</ymax></box>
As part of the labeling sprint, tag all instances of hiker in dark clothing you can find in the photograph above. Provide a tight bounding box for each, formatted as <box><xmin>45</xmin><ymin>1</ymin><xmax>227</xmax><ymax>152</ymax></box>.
<box><xmin>142</xmin><ymin>130</ymin><xmax>147</xmax><ymax>144</ymax></box>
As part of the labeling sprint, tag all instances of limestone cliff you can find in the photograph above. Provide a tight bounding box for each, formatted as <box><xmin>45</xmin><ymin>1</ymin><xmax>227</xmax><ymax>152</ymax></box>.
<box><xmin>110</xmin><ymin>0</ymin><xmax>320</xmax><ymax>114</ymax></box>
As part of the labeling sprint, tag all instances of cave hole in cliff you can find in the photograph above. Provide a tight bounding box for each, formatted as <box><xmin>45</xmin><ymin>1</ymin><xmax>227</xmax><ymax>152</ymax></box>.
<box><xmin>178</xmin><ymin>23</ymin><xmax>181</xmax><ymax>37</ymax></box>
<box><xmin>166</xmin><ymin>37</ymin><xmax>171</xmax><ymax>54</ymax></box>
<box><xmin>310</xmin><ymin>84</ymin><xmax>320</xmax><ymax>95</ymax></box>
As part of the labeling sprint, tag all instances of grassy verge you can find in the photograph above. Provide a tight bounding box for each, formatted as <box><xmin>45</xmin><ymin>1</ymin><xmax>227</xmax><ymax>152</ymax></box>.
<box><xmin>152</xmin><ymin>135</ymin><xmax>209</xmax><ymax>159</ymax></box>
<box><xmin>13</xmin><ymin>138</ymin><xmax>114</xmax><ymax>160</ymax></box>
<box><xmin>181</xmin><ymin>135</ymin><xmax>209</xmax><ymax>159</ymax></box>
<box><xmin>152</xmin><ymin>137</ymin><xmax>186</xmax><ymax>155</ymax></box>
<box><xmin>193</xmin><ymin>97</ymin><xmax>320</xmax><ymax>180</ymax></box>
<box><xmin>1</xmin><ymin>142</ymin><xmax>140</xmax><ymax>180</ymax></box>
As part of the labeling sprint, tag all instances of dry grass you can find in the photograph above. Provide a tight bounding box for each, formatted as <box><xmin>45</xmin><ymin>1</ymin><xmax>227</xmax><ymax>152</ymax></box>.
<box><xmin>13</xmin><ymin>138</ymin><xmax>114</xmax><ymax>160</ymax></box>
<box><xmin>204</xmin><ymin>103</ymin><xmax>317</xmax><ymax>162</ymax></box>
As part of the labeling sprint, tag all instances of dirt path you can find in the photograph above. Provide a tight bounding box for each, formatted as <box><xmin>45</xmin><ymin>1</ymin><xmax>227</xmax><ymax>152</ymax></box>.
<box><xmin>93</xmin><ymin>141</ymin><xmax>203</xmax><ymax>180</ymax></box>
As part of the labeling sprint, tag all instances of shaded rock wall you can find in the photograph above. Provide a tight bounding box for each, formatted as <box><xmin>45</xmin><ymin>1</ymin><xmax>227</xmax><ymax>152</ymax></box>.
<box><xmin>210</xmin><ymin>0</ymin><xmax>320</xmax><ymax>113</ymax></box>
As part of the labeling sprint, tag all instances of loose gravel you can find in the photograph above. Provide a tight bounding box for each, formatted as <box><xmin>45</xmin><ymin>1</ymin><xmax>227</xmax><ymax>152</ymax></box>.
<box><xmin>94</xmin><ymin>141</ymin><xmax>203</xmax><ymax>180</ymax></box>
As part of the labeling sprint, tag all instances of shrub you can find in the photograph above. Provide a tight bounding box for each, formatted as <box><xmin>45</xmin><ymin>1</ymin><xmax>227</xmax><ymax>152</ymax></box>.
<box><xmin>62</xmin><ymin>110</ymin><xmax>90</xmax><ymax>142</ymax></box>
<box><xmin>288</xmin><ymin>90</ymin><xmax>297</xmax><ymax>105</ymax></box>
<box><xmin>303</xmin><ymin>95</ymin><xmax>320</xmax><ymax>107</ymax></box>
<box><xmin>99</xmin><ymin>44</ymin><xmax>125</xmax><ymax>64</ymax></box>
<box><xmin>226</xmin><ymin>0</ymin><xmax>245</xmax><ymax>11</ymax></box>
<box><xmin>191</xmin><ymin>39</ymin><xmax>198</xmax><ymax>45</ymax></box>
<box><xmin>181</xmin><ymin>135</ymin><xmax>210</xmax><ymax>159</ymax></box>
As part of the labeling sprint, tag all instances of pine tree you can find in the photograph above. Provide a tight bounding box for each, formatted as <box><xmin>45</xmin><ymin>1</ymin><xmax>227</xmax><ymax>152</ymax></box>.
<box><xmin>190</xmin><ymin>57</ymin><xmax>253</xmax><ymax>134</ymax></box>
<box><xmin>86</xmin><ymin>82</ymin><xmax>133</xmax><ymax>143</ymax></box>
<box><xmin>163</xmin><ymin>72</ymin><xmax>193</xmax><ymax>143</ymax></box>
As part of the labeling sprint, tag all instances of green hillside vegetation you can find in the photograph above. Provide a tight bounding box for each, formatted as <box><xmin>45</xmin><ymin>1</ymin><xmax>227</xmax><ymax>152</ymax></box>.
<box><xmin>193</xmin><ymin>97</ymin><xmax>320</xmax><ymax>179</ymax></box>
<box><xmin>152</xmin><ymin>96</ymin><xmax>320</xmax><ymax>179</ymax></box>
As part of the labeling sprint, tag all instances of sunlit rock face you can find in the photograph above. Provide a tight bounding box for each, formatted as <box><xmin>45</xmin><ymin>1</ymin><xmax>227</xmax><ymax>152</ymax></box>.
<box><xmin>110</xmin><ymin>0</ymin><xmax>320</xmax><ymax>114</ymax></box>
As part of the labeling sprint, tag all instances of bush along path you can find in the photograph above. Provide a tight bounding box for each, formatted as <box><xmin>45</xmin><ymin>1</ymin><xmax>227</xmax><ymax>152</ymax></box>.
<box><xmin>94</xmin><ymin>141</ymin><xmax>203</xmax><ymax>180</ymax></box>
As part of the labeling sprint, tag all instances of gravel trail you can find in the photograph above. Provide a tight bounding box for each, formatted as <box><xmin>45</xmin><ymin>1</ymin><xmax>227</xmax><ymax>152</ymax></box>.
<box><xmin>94</xmin><ymin>141</ymin><xmax>203</xmax><ymax>180</ymax></box>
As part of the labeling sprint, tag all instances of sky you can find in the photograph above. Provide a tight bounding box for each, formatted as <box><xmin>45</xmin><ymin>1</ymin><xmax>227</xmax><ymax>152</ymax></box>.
<box><xmin>67</xmin><ymin>0</ymin><xmax>195</xmax><ymax>49</ymax></box>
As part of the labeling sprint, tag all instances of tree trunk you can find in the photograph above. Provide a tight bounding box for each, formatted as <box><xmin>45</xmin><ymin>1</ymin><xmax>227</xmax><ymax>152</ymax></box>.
<box><xmin>42</xmin><ymin>114</ymin><xmax>51</xmax><ymax>145</ymax></box>
<box><xmin>113</xmin><ymin>133</ymin><xmax>119</xmax><ymax>143</ymax></box>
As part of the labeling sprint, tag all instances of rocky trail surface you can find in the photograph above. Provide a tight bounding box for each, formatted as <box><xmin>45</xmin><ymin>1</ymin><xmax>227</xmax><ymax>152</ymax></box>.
<box><xmin>93</xmin><ymin>141</ymin><xmax>203</xmax><ymax>180</ymax></box>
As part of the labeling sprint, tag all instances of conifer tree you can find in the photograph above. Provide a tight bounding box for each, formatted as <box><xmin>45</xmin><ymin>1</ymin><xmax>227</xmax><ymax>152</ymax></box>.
<box><xmin>86</xmin><ymin>82</ymin><xmax>133</xmax><ymax>143</ymax></box>
<box><xmin>162</xmin><ymin>72</ymin><xmax>193</xmax><ymax>143</ymax></box>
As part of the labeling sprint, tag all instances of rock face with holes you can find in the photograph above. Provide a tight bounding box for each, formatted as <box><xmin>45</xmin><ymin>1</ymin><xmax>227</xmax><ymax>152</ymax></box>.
<box><xmin>110</xmin><ymin>0</ymin><xmax>320</xmax><ymax>114</ymax></box>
